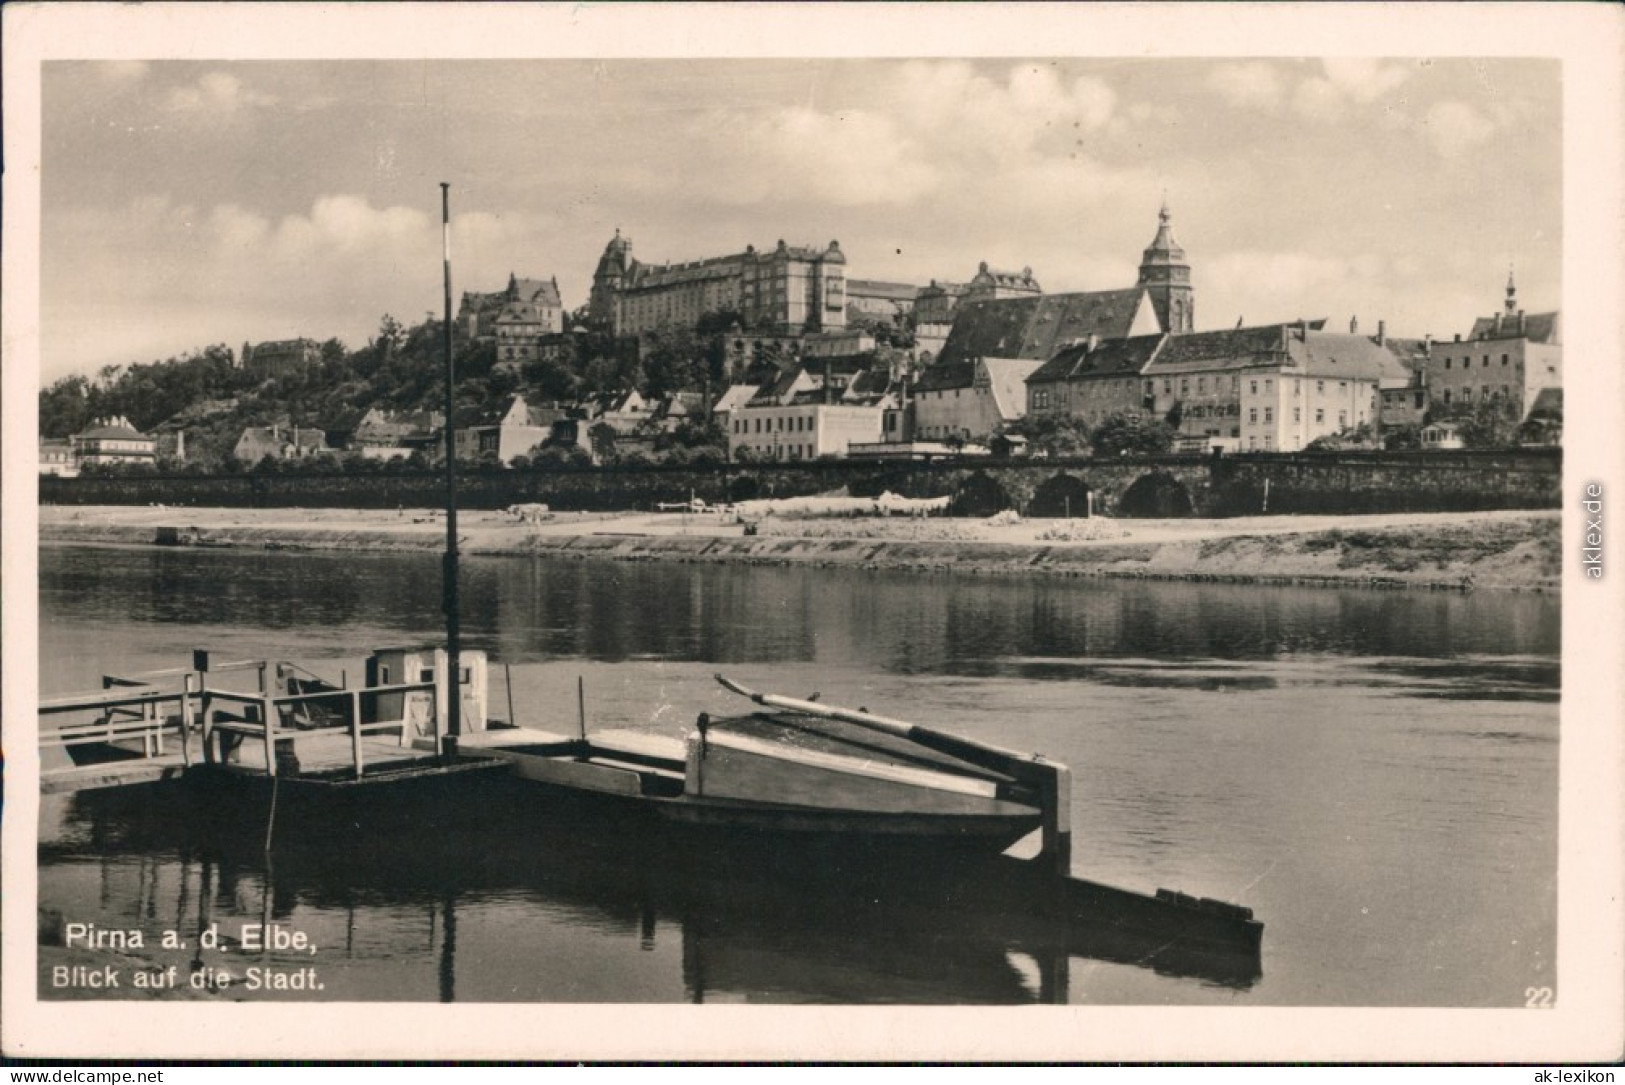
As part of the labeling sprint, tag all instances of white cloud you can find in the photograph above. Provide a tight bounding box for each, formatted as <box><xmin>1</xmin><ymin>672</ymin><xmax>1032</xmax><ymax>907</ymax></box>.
<box><xmin>97</xmin><ymin>61</ymin><xmax>150</xmax><ymax>85</ymax></box>
<box><xmin>1421</xmin><ymin>100</ymin><xmax>1497</xmax><ymax>157</ymax></box>
<box><xmin>1294</xmin><ymin>59</ymin><xmax>1414</xmax><ymax>119</ymax></box>
<box><xmin>719</xmin><ymin>106</ymin><xmax>938</xmax><ymax>207</ymax></box>
<box><xmin>164</xmin><ymin>71</ymin><xmax>277</xmax><ymax>115</ymax></box>
<box><xmin>44</xmin><ymin>195</ymin><xmax>458</xmax><ymax>374</ymax></box>
<box><xmin>1207</xmin><ymin>62</ymin><xmax>1286</xmax><ymax>111</ymax></box>
<box><xmin>1319</xmin><ymin>59</ymin><xmax>1413</xmax><ymax>103</ymax></box>
<box><xmin>659</xmin><ymin>61</ymin><xmax>1130</xmax><ymax>212</ymax></box>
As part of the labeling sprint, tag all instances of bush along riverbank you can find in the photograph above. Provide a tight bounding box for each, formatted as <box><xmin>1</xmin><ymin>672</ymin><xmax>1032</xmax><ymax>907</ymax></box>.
<box><xmin>39</xmin><ymin>508</ymin><xmax>1560</xmax><ymax>592</ymax></box>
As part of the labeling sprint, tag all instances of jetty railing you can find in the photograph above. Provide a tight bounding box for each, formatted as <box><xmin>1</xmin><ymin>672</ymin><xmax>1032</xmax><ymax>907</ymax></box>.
<box><xmin>40</xmin><ymin>655</ymin><xmax>446</xmax><ymax>787</ymax></box>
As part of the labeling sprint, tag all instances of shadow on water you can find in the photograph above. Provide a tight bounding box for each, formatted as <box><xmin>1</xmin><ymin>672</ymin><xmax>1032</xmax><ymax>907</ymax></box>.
<box><xmin>41</xmin><ymin>781</ymin><xmax>1261</xmax><ymax>1003</ymax></box>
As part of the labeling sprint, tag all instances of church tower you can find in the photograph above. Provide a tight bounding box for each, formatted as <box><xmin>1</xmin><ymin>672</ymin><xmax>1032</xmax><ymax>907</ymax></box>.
<box><xmin>1137</xmin><ymin>200</ymin><xmax>1194</xmax><ymax>334</ymax></box>
<box><xmin>589</xmin><ymin>228</ymin><xmax>634</xmax><ymax>331</ymax></box>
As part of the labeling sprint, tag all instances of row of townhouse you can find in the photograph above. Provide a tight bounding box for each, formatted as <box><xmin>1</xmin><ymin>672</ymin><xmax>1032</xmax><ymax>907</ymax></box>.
<box><xmin>719</xmin><ymin>363</ymin><xmax>906</xmax><ymax>462</ymax></box>
<box><xmin>919</xmin><ymin>280</ymin><xmax>1559</xmax><ymax>454</ymax></box>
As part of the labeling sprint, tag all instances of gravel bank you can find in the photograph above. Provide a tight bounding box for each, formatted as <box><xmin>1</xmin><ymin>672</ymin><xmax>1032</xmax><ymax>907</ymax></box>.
<box><xmin>39</xmin><ymin>506</ymin><xmax>1560</xmax><ymax>592</ymax></box>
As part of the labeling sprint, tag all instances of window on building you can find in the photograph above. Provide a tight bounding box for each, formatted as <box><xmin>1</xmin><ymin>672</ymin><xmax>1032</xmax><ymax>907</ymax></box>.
<box><xmin>1248</xmin><ymin>408</ymin><xmax>1257</xmax><ymax>423</ymax></box>
<box><xmin>1250</xmin><ymin>379</ymin><xmax>1258</xmax><ymax>395</ymax></box>
<box><xmin>1443</xmin><ymin>390</ymin><xmax>1452</xmax><ymax>405</ymax></box>
<box><xmin>1317</xmin><ymin>381</ymin><xmax>1325</xmax><ymax>394</ymax></box>
<box><xmin>1462</xmin><ymin>389</ymin><xmax>1473</xmax><ymax>403</ymax></box>
<box><xmin>1502</xmin><ymin>354</ymin><xmax>1509</xmax><ymax>366</ymax></box>
<box><xmin>1482</xmin><ymin>355</ymin><xmax>1489</xmax><ymax>367</ymax></box>
<box><xmin>1249</xmin><ymin>436</ymin><xmax>1257</xmax><ymax>450</ymax></box>
<box><xmin>1198</xmin><ymin>378</ymin><xmax>1206</xmax><ymax>393</ymax></box>
<box><xmin>1163</xmin><ymin>380</ymin><xmax>1172</xmax><ymax>394</ymax></box>
<box><xmin>1444</xmin><ymin>358</ymin><xmax>1452</xmax><ymax>370</ymax></box>
<box><xmin>1339</xmin><ymin>381</ymin><xmax>1347</xmax><ymax>391</ymax></box>
<box><xmin>1265</xmin><ymin>379</ymin><xmax>1273</xmax><ymax>392</ymax></box>
<box><xmin>1338</xmin><ymin>410</ymin><xmax>1347</xmax><ymax>427</ymax></box>
<box><xmin>1315</xmin><ymin>408</ymin><xmax>1325</xmax><ymax>424</ymax></box>
<box><xmin>1414</xmin><ymin>392</ymin><xmax>1425</xmax><ymax>409</ymax></box>
<box><xmin>1181</xmin><ymin>379</ymin><xmax>1189</xmax><ymax>394</ymax></box>
<box><xmin>1265</xmin><ymin>407</ymin><xmax>1274</xmax><ymax>423</ymax></box>
<box><xmin>1294</xmin><ymin>408</ymin><xmax>1301</xmax><ymax>423</ymax></box>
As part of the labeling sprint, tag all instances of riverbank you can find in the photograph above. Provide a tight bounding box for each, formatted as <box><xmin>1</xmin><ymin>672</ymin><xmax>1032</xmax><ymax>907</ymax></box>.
<box><xmin>38</xmin><ymin>505</ymin><xmax>1561</xmax><ymax>591</ymax></box>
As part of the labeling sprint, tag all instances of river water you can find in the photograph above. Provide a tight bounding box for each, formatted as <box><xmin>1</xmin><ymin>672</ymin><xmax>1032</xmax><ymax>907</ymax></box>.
<box><xmin>36</xmin><ymin>543</ymin><xmax>1559</xmax><ymax>1006</ymax></box>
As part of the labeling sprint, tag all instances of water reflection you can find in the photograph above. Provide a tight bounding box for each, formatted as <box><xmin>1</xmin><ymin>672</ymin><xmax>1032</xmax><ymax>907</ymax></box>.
<box><xmin>41</xmin><ymin>783</ymin><xmax>1262</xmax><ymax>1003</ymax></box>
<box><xmin>42</xmin><ymin>546</ymin><xmax>1559</xmax><ymax>674</ymax></box>
<box><xmin>37</xmin><ymin>544</ymin><xmax>1558</xmax><ymax>1006</ymax></box>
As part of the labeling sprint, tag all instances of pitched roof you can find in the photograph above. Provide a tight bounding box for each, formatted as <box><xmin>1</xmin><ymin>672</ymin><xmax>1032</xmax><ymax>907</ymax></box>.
<box><xmin>751</xmin><ymin>367</ymin><xmax>816</xmax><ymax>406</ymax></box>
<box><xmin>846</xmin><ymin>280</ymin><xmax>920</xmax><ymax>301</ymax></box>
<box><xmin>1028</xmin><ymin>333</ymin><xmax>1168</xmax><ymax>385</ymax></box>
<box><xmin>712</xmin><ymin>384</ymin><xmax>763</xmax><ymax>413</ymax></box>
<box><xmin>1290</xmin><ymin>331</ymin><xmax>1410</xmax><ymax>381</ymax></box>
<box><xmin>75</xmin><ymin>418</ymin><xmax>150</xmax><ymax>440</ymax></box>
<box><xmin>971</xmin><ymin>263</ymin><xmax>1041</xmax><ymax>292</ymax></box>
<box><xmin>1528</xmin><ymin>387</ymin><xmax>1563</xmax><ymax>417</ymax></box>
<box><xmin>1467</xmin><ymin>311</ymin><xmax>1559</xmax><ymax>344</ymax></box>
<box><xmin>511</xmin><ymin>278</ymin><xmax>562</xmax><ymax>308</ymax></box>
<box><xmin>1146</xmin><ymin>321</ymin><xmax>1325</xmax><ymax>375</ymax></box>
<box><xmin>982</xmin><ymin>358</ymin><xmax>1045</xmax><ymax>421</ymax></box>
<box><xmin>934</xmin><ymin>289</ymin><xmax>1150</xmax><ymax>374</ymax></box>
<box><xmin>235</xmin><ymin>426</ymin><xmax>327</xmax><ymax>452</ymax></box>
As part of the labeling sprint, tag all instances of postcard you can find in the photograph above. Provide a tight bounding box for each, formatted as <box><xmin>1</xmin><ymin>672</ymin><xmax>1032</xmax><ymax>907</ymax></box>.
<box><xmin>3</xmin><ymin>1</ymin><xmax>1621</xmax><ymax>1064</ymax></box>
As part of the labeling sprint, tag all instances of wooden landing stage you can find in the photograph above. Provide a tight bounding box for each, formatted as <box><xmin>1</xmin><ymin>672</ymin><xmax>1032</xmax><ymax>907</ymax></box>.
<box><xmin>39</xmin><ymin>651</ymin><xmax>478</xmax><ymax>797</ymax></box>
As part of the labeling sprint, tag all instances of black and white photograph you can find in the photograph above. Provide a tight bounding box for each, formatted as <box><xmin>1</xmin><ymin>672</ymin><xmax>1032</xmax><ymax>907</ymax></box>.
<box><xmin>3</xmin><ymin>2</ymin><xmax>1621</xmax><ymax>1064</ymax></box>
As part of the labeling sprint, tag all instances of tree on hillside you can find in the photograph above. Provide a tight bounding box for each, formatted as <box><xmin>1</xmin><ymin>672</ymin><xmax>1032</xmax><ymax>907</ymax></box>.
<box><xmin>39</xmin><ymin>375</ymin><xmax>94</xmax><ymax>438</ymax></box>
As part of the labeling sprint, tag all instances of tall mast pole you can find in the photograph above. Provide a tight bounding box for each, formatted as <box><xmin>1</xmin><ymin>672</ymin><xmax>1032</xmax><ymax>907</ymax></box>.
<box><xmin>441</xmin><ymin>182</ymin><xmax>462</xmax><ymax>751</ymax></box>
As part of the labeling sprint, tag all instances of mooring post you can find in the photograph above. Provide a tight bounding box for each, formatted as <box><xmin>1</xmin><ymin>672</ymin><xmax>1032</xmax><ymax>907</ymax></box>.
<box><xmin>261</xmin><ymin>691</ymin><xmax>278</xmax><ymax>778</ymax></box>
<box><xmin>179</xmin><ymin>673</ymin><xmax>194</xmax><ymax>767</ymax></box>
<box><xmin>1036</xmin><ymin>759</ymin><xmax>1073</xmax><ymax>878</ymax></box>
<box><xmin>349</xmin><ymin>689</ymin><xmax>365</xmax><ymax>778</ymax></box>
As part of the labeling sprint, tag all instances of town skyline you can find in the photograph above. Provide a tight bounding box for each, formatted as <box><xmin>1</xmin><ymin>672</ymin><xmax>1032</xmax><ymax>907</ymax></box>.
<box><xmin>42</xmin><ymin>56</ymin><xmax>1560</xmax><ymax>385</ymax></box>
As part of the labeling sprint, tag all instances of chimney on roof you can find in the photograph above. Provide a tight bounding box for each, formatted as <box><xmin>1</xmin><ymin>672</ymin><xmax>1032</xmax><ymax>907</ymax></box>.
<box><xmin>1518</xmin><ymin>310</ymin><xmax>1526</xmax><ymax>335</ymax></box>
<box><xmin>1493</xmin><ymin>311</ymin><xmax>1503</xmax><ymax>334</ymax></box>
<box><xmin>1454</xmin><ymin>332</ymin><xmax>1462</xmax><ymax>343</ymax></box>
<box><xmin>1423</xmin><ymin>333</ymin><xmax>1433</xmax><ymax>354</ymax></box>
<box><xmin>1349</xmin><ymin>315</ymin><xmax>1359</xmax><ymax>334</ymax></box>
<box><xmin>1087</xmin><ymin>332</ymin><xmax>1100</xmax><ymax>352</ymax></box>
<box><xmin>1377</xmin><ymin>320</ymin><xmax>1387</xmax><ymax>346</ymax></box>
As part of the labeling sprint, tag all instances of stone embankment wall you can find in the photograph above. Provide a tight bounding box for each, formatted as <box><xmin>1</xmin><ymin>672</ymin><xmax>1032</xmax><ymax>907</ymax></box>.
<box><xmin>40</xmin><ymin>449</ymin><xmax>1560</xmax><ymax>518</ymax></box>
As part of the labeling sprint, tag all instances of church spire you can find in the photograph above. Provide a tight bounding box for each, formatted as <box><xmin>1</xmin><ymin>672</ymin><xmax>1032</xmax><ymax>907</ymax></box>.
<box><xmin>1505</xmin><ymin>265</ymin><xmax>1518</xmax><ymax>315</ymax></box>
<box><xmin>1138</xmin><ymin>199</ymin><xmax>1193</xmax><ymax>333</ymax></box>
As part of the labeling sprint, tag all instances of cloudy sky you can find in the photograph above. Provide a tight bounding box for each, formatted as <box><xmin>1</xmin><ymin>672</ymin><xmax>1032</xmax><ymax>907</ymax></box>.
<box><xmin>40</xmin><ymin>55</ymin><xmax>1559</xmax><ymax>384</ymax></box>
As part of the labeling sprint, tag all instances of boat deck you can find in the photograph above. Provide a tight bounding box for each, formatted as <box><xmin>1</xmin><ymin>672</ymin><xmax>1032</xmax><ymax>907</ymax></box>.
<box><xmin>43</xmin><ymin>731</ymin><xmax>448</xmax><ymax>794</ymax></box>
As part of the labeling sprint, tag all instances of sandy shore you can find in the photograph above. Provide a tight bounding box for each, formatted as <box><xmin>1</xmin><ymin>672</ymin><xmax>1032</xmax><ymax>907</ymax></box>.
<box><xmin>39</xmin><ymin>505</ymin><xmax>1561</xmax><ymax>591</ymax></box>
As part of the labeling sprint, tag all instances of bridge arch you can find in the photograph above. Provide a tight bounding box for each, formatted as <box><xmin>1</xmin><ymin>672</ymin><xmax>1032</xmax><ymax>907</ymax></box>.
<box><xmin>948</xmin><ymin>471</ymin><xmax>1013</xmax><ymax>518</ymax></box>
<box><xmin>1028</xmin><ymin>473</ymin><xmax>1093</xmax><ymax>518</ymax></box>
<box><xmin>1118</xmin><ymin>471</ymin><xmax>1195</xmax><ymax>518</ymax></box>
<box><xmin>727</xmin><ymin>475</ymin><xmax>762</xmax><ymax>503</ymax></box>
